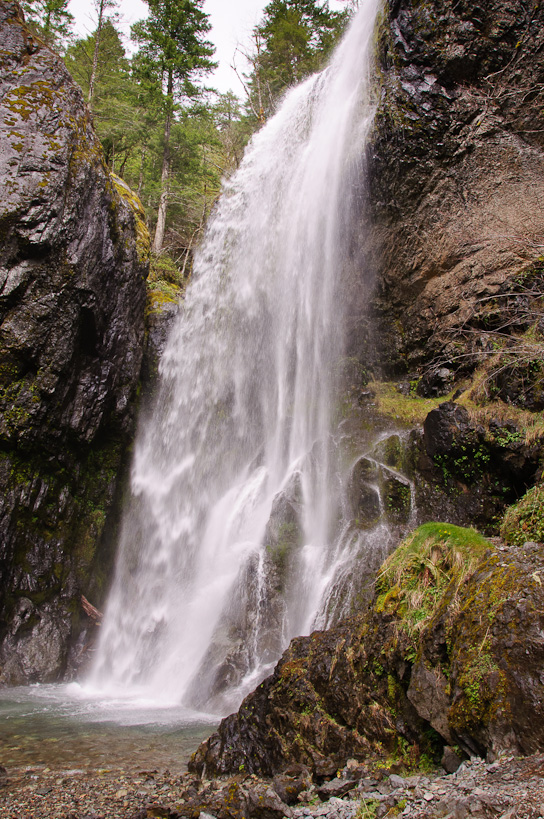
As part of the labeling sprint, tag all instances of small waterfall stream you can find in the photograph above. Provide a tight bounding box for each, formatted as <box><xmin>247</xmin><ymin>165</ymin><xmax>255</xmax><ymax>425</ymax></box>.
<box><xmin>89</xmin><ymin>0</ymin><xmax>383</xmax><ymax>715</ymax></box>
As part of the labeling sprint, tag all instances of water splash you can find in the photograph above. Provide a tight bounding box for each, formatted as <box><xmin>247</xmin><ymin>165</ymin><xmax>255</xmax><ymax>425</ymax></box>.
<box><xmin>90</xmin><ymin>0</ymin><xmax>382</xmax><ymax>715</ymax></box>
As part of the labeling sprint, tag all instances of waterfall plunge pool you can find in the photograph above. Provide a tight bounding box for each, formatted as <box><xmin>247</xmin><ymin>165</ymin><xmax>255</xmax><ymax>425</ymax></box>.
<box><xmin>0</xmin><ymin>684</ymin><xmax>217</xmax><ymax>772</ymax></box>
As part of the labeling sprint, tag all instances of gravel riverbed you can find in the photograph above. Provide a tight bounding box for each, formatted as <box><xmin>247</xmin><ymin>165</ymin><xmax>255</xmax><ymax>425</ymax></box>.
<box><xmin>1</xmin><ymin>753</ymin><xmax>544</xmax><ymax>818</ymax></box>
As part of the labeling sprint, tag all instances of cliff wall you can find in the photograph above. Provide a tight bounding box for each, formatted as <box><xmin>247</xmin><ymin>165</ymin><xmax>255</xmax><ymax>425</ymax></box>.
<box><xmin>349</xmin><ymin>0</ymin><xmax>544</xmax><ymax>384</ymax></box>
<box><xmin>0</xmin><ymin>1</ymin><xmax>148</xmax><ymax>683</ymax></box>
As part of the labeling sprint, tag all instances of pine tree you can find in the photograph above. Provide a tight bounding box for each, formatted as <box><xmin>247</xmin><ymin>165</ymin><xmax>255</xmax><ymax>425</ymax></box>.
<box><xmin>65</xmin><ymin>20</ymin><xmax>143</xmax><ymax>174</ymax></box>
<box><xmin>245</xmin><ymin>0</ymin><xmax>348</xmax><ymax>120</ymax></box>
<box><xmin>132</xmin><ymin>0</ymin><xmax>216</xmax><ymax>255</ymax></box>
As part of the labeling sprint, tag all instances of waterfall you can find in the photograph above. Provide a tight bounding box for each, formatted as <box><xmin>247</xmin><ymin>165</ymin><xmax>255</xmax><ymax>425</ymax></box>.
<box><xmin>89</xmin><ymin>0</ymin><xmax>382</xmax><ymax>715</ymax></box>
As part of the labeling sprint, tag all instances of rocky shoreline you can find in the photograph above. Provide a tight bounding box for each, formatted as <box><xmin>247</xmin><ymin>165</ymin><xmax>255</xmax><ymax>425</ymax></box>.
<box><xmin>1</xmin><ymin>752</ymin><xmax>544</xmax><ymax>818</ymax></box>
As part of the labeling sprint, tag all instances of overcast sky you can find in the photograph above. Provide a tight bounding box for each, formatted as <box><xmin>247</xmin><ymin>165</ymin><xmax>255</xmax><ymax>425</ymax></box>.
<box><xmin>67</xmin><ymin>0</ymin><xmax>348</xmax><ymax>96</ymax></box>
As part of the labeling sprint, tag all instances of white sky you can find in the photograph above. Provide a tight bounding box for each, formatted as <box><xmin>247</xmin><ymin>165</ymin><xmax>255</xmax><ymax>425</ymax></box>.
<box><xmin>67</xmin><ymin>0</ymin><xmax>348</xmax><ymax>96</ymax></box>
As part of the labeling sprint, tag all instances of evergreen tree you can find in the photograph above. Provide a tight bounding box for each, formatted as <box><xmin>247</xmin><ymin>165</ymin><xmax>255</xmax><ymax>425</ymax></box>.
<box><xmin>88</xmin><ymin>0</ymin><xmax>118</xmax><ymax>104</ymax></box>
<box><xmin>245</xmin><ymin>0</ymin><xmax>348</xmax><ymax>120</ymax></box>
<box><xmin>132</xmin><ymin>0</ymin><xmax>216</xmax><ymax>255</ymax></box>
<box><xmin>21</xmin><ymin>0</ymin><xmax>73</xmax><ymax>51</ymax></box>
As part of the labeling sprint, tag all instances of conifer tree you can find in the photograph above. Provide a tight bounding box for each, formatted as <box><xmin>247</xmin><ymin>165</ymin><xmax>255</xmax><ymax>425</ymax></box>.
<box><xmin>245</xmin><ymin>0</ymin><xmax>348</xmax><ymax>120</ymax></box>
<box><xmin>132</xmin><ymin>0</ymin><xmax>216</xmax><ymax>255</ymax></box>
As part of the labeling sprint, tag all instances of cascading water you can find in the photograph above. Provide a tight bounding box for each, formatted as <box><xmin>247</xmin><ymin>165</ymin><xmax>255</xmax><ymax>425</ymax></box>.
<box><xmin>89</xmin><ymin>0</ymin><xmax>382</xmax><ymax>715</ymax></box>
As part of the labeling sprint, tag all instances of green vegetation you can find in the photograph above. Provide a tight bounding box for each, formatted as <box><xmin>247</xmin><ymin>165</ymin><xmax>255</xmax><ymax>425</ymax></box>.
<box><xmin>375</xmin><ymin>523</ymin><xmax>491</xmax><ymax>637</ymax></box>
<box><xmin>500</xmin><ymin>483</ymin><xmax>544</xmax><ymax>546</ymax></box>
<box><xmin>355</xmin><ymin>798</ymin><xmax>380</xmax><ymax>819</ymax></box>
<box><xmin>243</xmin><ymin>0</ymin><xmax>349</xmax><ymax>121</ymax></box>
<box><xmin>370</xmin><ymin>380</ymin><xmax>456</xmax><ymax>425</ymax></box>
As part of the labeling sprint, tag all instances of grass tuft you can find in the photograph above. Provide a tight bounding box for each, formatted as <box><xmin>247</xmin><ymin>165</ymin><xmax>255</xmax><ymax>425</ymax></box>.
<box><xmin>375</xmin><ymin>523</ymin><xmax>492</xmax><ymax>636</ymax></box>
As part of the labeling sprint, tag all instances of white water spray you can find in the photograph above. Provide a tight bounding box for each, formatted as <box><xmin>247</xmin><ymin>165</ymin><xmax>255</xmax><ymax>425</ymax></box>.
<box><xmin>90</xmin><ymin>0</ymin><xmax>382</xmax><ymax>714</ymax></box>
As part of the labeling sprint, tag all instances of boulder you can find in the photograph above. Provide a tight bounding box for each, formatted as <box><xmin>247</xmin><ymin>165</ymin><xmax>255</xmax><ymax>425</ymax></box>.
<box><xmin>272</xmin><ymin>764</ymin><xmax>311</xmax><ymax>805</ymax></box>
<box><xmin>189</xmin><ymin>525</ymin><xmax>544</xmax><ymax>776</ymax></box>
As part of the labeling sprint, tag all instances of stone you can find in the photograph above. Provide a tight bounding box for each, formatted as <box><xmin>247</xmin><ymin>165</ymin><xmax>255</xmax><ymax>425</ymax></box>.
<box><xmin>246</xmin><ymin>782</ymin><xmax>292</xmax><ymax>819</ymax></box>
<box><xmin>407</xmin><ymin>663</ymin><xmax>453</xmax><ymax>744</ymax></box>
<box><xmin>442</xmin><ymin>747</ymin><xmax>463</xmax><ymax>774</ymax></box>
<box><xmin>423</xmin><ymin>403</ymin><xmax>473</xmax><ymax>459</ymax></box>
<box><xmin>416</xmin><ymin>369</ymin><xmax>454</xmax><ymax>399</ymax></box>
<box><xmin>389</xmin><ymin>775</ymin><xmax>406</xmax><ymax>789</ymax></box>
<box><xmin>272</xmin><ymin>764</ymin><xmax>312</xmax><ymax>805</ymax></box>
<box><xmin>316</xmin><ymin>779</ymin><xmax>358</xmax><ymax>800</ymax></box>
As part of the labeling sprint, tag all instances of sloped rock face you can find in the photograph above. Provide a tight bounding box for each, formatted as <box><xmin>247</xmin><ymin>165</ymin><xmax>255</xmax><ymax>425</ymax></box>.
<box><xmin>355</xmin><ymin>0</ymin><xmax>544</xmax><ymax>377</ymax></box>
<box><xmin>0</xmin><ymin>2</ymin><xmax>148</xmax><ymax>683</ymax></box>
<box><xmin>190</xmin><ymin>533</ymin><xmax>544</xmax><ymax>779</ymax></box>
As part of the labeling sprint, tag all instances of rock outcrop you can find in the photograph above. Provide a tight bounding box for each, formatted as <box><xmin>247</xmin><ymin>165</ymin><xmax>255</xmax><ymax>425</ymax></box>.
<box><xmin>349</xmin><ymin>0</ymin><xmax>544</xmax><ymax>381</ymax></box>
<box><xmin>190</xmin><ymin>524</ymin><xmax>544</xmax><ymax>779</ymax></box>
<box><xmin>0</xmin><ymin>1</ymin><xmax>148</xmax><ymax>683</ymax></box>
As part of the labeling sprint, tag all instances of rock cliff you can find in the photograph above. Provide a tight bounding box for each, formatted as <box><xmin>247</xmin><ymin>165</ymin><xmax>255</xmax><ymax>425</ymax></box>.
<box><xmin>0</xmin><ymin>1</ymin><xmax>148</xmax><ymax>683</ymax></box>
<box><xmin>350</xmin><ymin>0</ymin><xmax>544</xmax><ymax>387</ymax></box>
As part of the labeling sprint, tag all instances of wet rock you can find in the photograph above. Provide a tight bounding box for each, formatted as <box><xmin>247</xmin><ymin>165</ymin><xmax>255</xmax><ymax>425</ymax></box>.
<box><xmin>141</xmin><ymin>302</ymin><xmax>179</xmax><ymax>391</ymax></box>
<box><xmin>0</xmin><ymin>765</ymin><xmax>7</xmax><ymax>787</ymax></box>
<box><xmin>381</xmin><ymin>471</ymin><xmax>412</xmax><ymax>525</ymax></box>
<box><xmin>263</xmin><ymin>472</ymin><xmax>304</xmax><ymax>579</ymax></box>
<box><xmin>0</xmin><ymin>2</ymin><xmax>148</xmax><ymax>680</ymax></box>
<box><xmin>442</xmin><ymin>747</ymin><xmax>463</xmax><ymax>774</ymax></box>
<box><xmin>0</xmin><ymin>599</ymin><xmax>70</xmax><ymax>684</ymax></box>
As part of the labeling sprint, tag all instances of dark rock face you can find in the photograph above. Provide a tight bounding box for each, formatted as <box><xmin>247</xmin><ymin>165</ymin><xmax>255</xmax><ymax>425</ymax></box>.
<box><xmin>0</xmin><ymin>2</ymin><xmax>148</xmax><ymax>683</ymax></box>
<box><xmin>190</xmin><ymin>536</ymin><xmax>544</xmax><ymax>778</ymax></box>
<box><xmin>359</xmin><ymin>0</ymin><xmax>544</xmax><ymax>378</ymax></box>
<box><xmin>411</xmin><ymin>402</ymin><xmax>543</xmax><ymax>533</ymax></box>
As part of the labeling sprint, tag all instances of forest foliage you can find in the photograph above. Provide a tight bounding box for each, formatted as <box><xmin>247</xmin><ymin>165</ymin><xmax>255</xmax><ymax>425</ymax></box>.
<box><xmin>23</xmin><ymin>0</ymin><xmax>352</xmax><ymax>277</ymax></box>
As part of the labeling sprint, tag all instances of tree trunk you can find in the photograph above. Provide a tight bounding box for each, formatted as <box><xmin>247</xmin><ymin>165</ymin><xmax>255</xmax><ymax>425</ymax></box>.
<box><xmin>152</xmin><ymin>69</ymin><xmax>173</xmax><ymax>256</ymax></box>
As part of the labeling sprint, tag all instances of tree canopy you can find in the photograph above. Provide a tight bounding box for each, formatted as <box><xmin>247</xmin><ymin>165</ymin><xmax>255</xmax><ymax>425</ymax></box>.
<box><xmin>245</xmin><ymin>0</ymin><xmax>349</xmax><ymax>120</ymax></box>
<box><xmin>56</xmin><ymin>0</ymin><xmax>349</xmax><ymax>287</ymax></box>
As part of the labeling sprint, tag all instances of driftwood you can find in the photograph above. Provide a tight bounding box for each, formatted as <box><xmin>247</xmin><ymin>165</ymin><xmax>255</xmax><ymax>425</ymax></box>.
<box><xmin>81</xmin><ymin>595</ymin><xmax>103</xmax><ymax>624</ymax></box>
